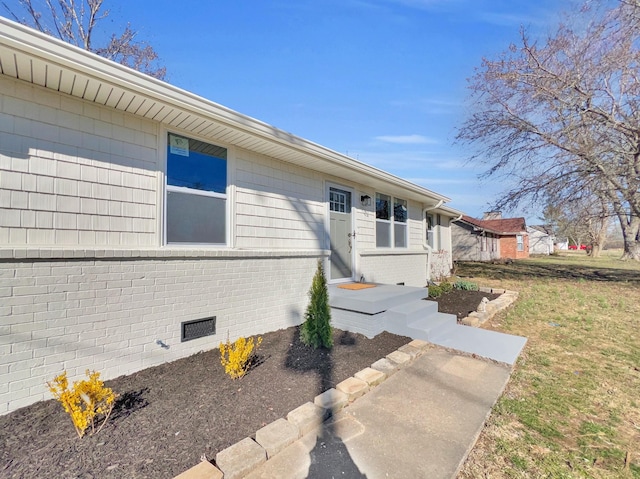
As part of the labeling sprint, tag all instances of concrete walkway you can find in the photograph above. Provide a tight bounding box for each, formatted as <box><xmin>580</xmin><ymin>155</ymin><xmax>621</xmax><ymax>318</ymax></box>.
<box><xmin>243</xmin><ymin>347</ymin><xmax>512</xmax><ymax>479</ymax></box>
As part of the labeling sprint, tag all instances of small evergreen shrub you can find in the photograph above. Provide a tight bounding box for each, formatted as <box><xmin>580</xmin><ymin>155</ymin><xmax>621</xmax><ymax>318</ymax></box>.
<box><xmin>219</xmin><ymin>335</ymin><xmax>262</xmax><ymax>379</ymax></box>
<box><xmin>454</xmin><ymin>280</ymin><xmax>479</xmax><ymax>291</ymax></box>
<box><xmin>48</xmin><ymin>370</ymin><xmax>117</xmax><ymax>438</ymax></box>
<box><xmin>300</xmin><ymin>260</ymin><xmax>333</xmax><ymax>349</ymax></box>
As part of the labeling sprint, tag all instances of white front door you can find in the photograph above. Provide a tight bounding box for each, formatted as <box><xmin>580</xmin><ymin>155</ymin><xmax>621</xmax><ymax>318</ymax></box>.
<box><xmin>328</xmin><ymin>186</ymin><xmax>354</xmax><ymax>282</ymax></box>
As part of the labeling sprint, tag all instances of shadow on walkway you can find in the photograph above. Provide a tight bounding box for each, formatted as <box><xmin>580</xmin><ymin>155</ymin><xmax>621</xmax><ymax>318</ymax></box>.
<box><xmin>285</xmin><ymin>328</ymin><xmax>367</xmax><ymax>478</ymax></box>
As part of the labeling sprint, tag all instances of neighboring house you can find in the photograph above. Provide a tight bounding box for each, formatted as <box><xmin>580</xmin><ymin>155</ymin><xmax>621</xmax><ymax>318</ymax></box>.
<box><xmin>0</xmin><ymin>19</ymin><xmax>462</xmax><ymax>414</ymax></box>
<box><xmin>555</xmin><ymin>238</ymin><xmax>569</xmax><ymax>251</ymax></box>
<box><xmin>527</xmin><ymin>225</ymin><xmax>555</xmax><ymax>255</ymax></box>
<box><xmin>452</xmin><ymin>212</ymin><xmax>529</xmax><ymax>261</ymax></box>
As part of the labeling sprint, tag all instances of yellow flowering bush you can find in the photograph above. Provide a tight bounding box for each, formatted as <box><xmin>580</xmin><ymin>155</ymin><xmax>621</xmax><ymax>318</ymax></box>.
<box><xmin>47</xmin><ymin>370</ymin><xmax>118</xmax><ymax>438</ymax></box>
<box><xmin>219</xmin><ymin>335</ymin><xmax>262</xmax><ymax>379</ymax></box>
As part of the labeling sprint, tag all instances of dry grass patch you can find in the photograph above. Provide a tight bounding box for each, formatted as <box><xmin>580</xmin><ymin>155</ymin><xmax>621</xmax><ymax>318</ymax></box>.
<box><xmin>456</xmin><ymin>254</ymin><xmax>640</xmax><ymax>479</ymax></box>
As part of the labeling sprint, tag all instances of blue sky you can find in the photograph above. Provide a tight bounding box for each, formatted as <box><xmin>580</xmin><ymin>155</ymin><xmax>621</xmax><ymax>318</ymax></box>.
<box><xmin>9</xmin><ymin>0</ymin><xmax>577</xmax><ymax>221</ymax></box>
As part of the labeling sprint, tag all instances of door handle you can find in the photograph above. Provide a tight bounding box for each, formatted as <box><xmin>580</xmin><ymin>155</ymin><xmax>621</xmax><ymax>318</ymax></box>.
<box><xmin>347</xmin><ymin>231</ymin><xmax>355</xmax><ymax>253</ymax></box>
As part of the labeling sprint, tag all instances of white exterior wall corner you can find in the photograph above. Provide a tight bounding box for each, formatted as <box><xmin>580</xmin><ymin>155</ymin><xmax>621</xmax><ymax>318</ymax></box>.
<box><xmin>0</xmin><ymin>252</ymin><xmax>326</xmax><ymax>414</ymax></box>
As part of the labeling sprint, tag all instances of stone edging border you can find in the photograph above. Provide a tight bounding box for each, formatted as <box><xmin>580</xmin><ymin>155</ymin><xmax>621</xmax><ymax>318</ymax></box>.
<box><xmin>175</xmin><ymin>288</ymin><xmax>521</xmax><ymax>478</ymax></box>
<box><xmin>173</xmin><ymin>339</ymin><xmax>433</xmax><ymax>479</ymax></box>
<box><xmin>459</xmin><ymin>288</ymin><xmax>519</xmax><ymax>327</ymax></box>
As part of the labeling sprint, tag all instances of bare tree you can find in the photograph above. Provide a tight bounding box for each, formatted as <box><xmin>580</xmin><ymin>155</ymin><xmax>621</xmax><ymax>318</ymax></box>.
<box><xmin>541</xmin><ymin>195</ymin><xmax>611</xmax><ymax>257</ymax></box>
<box><xmin>456</xmin><ymin>0</ymin><xmax>640</xmax><ymax>260</ymax></box>
<box><xmin>2</xmin><ymin>0</ymin><xmax>166</xmax><ymax>79</ymax></box>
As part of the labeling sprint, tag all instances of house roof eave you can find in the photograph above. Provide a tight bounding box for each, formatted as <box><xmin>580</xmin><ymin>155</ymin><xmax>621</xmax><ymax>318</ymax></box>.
<box><xmin>0</xmin><ymin>18</ymin><xmax>452</xmax><ymax>206</ymax></box>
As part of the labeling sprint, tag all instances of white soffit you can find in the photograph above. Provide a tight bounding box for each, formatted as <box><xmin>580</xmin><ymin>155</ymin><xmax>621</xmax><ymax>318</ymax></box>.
<box><xmin>0</xmin><ymin>18</ymin><xmax>454</xmax><ymax>206</ymax></box>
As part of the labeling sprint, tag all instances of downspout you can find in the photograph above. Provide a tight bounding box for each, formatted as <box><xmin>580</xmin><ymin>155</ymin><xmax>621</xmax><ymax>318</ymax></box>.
<box><xmin>423</xmin><ymin>200</ymin><xmax>443</xmax><ymax>282</ymax></box>
<box><xmin>451</xmin><ymin>213</ymin><xmax>463</xmax><ymax>269</ymax></box>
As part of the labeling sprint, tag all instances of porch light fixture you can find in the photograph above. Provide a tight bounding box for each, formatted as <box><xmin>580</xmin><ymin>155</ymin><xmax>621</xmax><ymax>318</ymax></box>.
<box><xmin>360</xmin><ymin>195</ymin><xmax>372</xmax><ymax>206</ymax></box>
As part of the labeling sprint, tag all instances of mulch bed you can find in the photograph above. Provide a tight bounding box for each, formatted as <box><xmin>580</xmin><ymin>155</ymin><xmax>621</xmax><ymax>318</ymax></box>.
<box><xmin>1</xmin><ymin>327</ymin><xmax>410</xmax><ymax>479</ymax></box>
<box><xmin>429</xmin><ymin>289</ymin><xmax>501</xmax><ymax>321</ymax></box>
<box><xmin>0</xmin><ymin>289</ymin><xmax>496</xmax><ymax>479</ymax></box>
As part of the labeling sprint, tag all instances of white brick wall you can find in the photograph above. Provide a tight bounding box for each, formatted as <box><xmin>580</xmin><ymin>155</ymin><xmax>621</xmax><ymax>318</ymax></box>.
<box><xmin>358</xmin><ymin>251</ymin><xmax>428</xmax><ymax>287</ymax></box>
<box><xmin>0</xmin><ymin>75</ymin><xmax>158</xmax><ymax>248</ymax></box>
<box><xmin>0</xmin><ymin>250</ymin><xmax>325</xmax><ymax>415</ymax></box>
<box><xmin>430</xmin><ymin>251</ymin><xmax>452</xmax><ymax>280</ymax></box>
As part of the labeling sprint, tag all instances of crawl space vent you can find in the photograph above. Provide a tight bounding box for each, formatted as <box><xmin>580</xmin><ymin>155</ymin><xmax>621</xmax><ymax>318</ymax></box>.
<box><xmin>181</xmin><ymin>316</ymin><xmax>216</xmax><ymax>342</ymax></box>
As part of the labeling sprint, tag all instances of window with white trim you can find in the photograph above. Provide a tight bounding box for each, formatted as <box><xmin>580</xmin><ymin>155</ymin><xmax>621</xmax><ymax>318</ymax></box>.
<box><xmin>329</xmin><ymin>188</ymin><xmax>350</xmax><ymax>213</ymax></box>
<box><xmin>166</xmin><ymin>133</ymin><xmax>227</xmax><ymax>244</ymax></box>
<box><xmin>394</xmin><ymin>198</ymin><xmax>407</xmax><ymax>247</ymax></box>
<box><xmin>426</xmin><ymin>214</ymin><xmax>435</xmax><ymax>249</ymax></box>
<box><xmin>376</xmin><ymin>193</ymin><xmax>407</xmax><ymax>248</ymax></box>
<box><xmin>517</xmin><ymin>234</ymin><xmax>524</xmax><ymax>251</ymax></box>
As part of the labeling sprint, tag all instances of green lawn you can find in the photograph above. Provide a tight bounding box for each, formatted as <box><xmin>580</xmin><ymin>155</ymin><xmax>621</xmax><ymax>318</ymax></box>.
<box><xmin>456</xmin><ymin>252</ymin><xmax>640</xmax><ymax>479</ymax></box>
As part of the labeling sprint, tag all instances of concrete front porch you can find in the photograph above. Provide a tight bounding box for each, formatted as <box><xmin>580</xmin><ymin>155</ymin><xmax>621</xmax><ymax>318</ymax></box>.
<box><xmin>329</xmin><ymin>283</ymin><xmax>527</xmax><ymax>365</ymax></box>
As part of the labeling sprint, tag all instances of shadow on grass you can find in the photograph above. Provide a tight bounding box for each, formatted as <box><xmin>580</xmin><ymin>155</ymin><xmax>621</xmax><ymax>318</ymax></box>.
<box><xmin>285</xmin><ymin>326</ymin><xmax>367</xmax><ymax>478</ymax></box>
<box><xmin>456</xmin><ymin>259</ymin><xmax>640</xmax><ymax>283</ymax></box>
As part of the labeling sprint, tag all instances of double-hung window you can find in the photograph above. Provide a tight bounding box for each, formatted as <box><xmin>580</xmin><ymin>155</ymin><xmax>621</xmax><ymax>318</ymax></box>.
<box><xmin>165</xmin><ymin>133</ymin><xmax>227</xmax><ymax>244</ymax></box>
<box><xmin>517</xmin><ymin>234</ymin><xmax>524</xmax><ymax>251</ymax></box>
<box><xmin>426</xmin><ymin>214</ymin><xmax>435</xmax><ymax>249</ymax></box>
<box><xmin>393</xmin><ymin>198</ymin><xmax>407</xmax><ymax>247</ymax></box>
<box><xmin>376</xmin><ymin>194</ymin><xmax>391</xmax><ymax>247</ymax></box>
<box><xmin>375</xmin><ymin>193</ymin><xmax>407</xmax><ymax>248</ymax></box>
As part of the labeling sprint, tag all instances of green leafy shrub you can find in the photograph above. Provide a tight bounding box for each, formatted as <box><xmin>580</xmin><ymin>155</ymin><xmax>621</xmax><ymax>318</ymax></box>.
<box><xmin>439</xmin><ymin>280</ymin><xmax>454</xmax><ymax>294</ymax></box>
<box><xmin>428</xmin><ymin>284</ymin><xmax>443</xmax><ymax>298</ymax></box>
<box><xmin>454</xmin><ymin>280</ymin><xmax>479</xmax><ymax>291</ymax></box>
<box><xmin>300</xmin><ymin>260</ymin><xmax>333</xmax><ymax>349</ymax></box>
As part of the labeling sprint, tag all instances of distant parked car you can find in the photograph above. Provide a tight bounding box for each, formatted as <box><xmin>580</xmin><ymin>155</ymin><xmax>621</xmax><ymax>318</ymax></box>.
<box><xmin>568</xmin><ymin>244</ymin><xmax>587</xmax><ymax>250</ymax></box>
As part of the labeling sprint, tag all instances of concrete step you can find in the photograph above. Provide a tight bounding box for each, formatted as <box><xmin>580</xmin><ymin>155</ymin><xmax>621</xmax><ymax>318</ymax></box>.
<box><xmin>329</xmin><ymin>284</ymin><xmax>427</xmax><ymax>315</ymax></box>
<box><xmin>384</xmin><ymin>300</ymin><xmax>439</xmax><ymax>326</ymax></box>
<box><xmin>430</xmin><ymin>324</ymin><xmax>527</xmax><ymax>365</ymax></box>
<box><xmin>406</xmin><ymin>313</ymin><xmax>458</xmax><ymax>339</ymax></box>
<box><xmin>384</xmin><ymin>299</ymin><xmax>458</xmax><ymax>343</ymax></box>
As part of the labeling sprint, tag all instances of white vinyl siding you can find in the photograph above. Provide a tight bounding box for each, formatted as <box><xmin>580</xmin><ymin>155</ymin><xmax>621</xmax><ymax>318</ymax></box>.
<box><xmin>233</xmin><ymin>151</ymin><xmax>325</xmax><ymax>250</ymax></box>
<box><xmin>0</xmin><ymin>75</ymin><xmax>158</xmax><ymax>247</ymax></box>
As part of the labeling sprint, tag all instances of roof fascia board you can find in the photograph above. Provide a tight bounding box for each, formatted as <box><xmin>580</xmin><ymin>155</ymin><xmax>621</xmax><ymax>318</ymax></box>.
<box><xmin>456</xmin><ymin>218</ymin><xmax>501</xmax><ymax>235</ymax></box>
